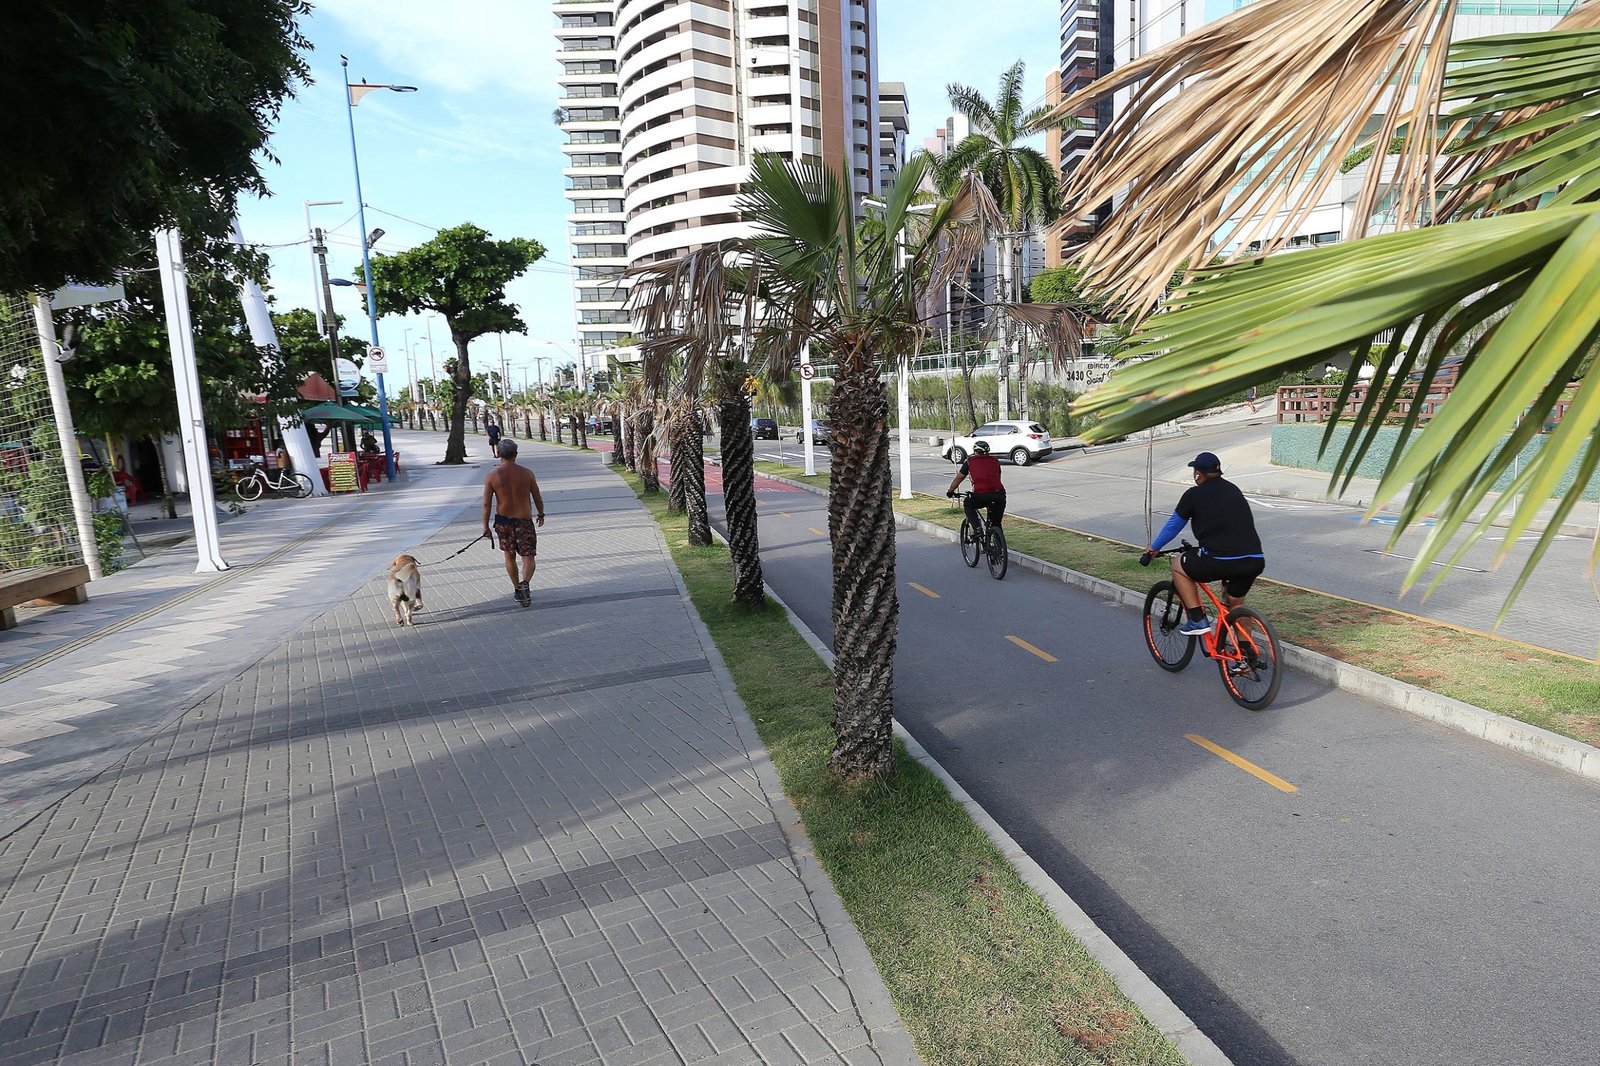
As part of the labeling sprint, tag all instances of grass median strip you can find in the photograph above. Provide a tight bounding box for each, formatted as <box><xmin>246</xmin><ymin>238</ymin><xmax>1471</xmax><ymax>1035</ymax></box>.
<box><xmin>623</xmin><ymin>469</ymin><xmax>1185</xmax><ymax>1066</ymax></box>
<box><xmin>753</xmin><ymin>461</ymin><xmax>1600</xmax><ymax>747</ymax></box>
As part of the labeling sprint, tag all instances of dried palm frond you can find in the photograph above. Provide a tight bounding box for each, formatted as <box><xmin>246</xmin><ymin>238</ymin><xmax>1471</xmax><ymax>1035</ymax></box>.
<box><xmin>1049</xmin><ymin>0</ymin><xmax>1459</xmax><ymax>317</ymax></box>
<box><xmin>996</xmin><ymin>302</ymin><xmax>1089</xmax><ymax>369</ymax></box>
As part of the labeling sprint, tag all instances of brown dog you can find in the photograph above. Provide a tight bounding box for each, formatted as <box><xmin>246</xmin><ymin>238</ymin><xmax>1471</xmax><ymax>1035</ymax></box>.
<box><xmin>386</xmin><ymin>554</ymin><xmax>423</xmax><ymax>626</ymax></box>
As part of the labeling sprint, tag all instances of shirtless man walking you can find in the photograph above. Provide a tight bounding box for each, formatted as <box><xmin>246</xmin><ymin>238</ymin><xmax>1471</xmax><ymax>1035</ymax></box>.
<box><xmin>482</xmin><ymin>439</ymin><xmax>545</xmax><ymax>607</ymax></box>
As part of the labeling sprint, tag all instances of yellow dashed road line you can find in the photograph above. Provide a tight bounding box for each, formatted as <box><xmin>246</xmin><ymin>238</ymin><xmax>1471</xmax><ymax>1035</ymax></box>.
<box><xmin>908</xmin><ymin>582</ymin><xmax>940</xmax><ymax>599</ymax></box>
<box><xmin>1005</xmin><ymin>635</ymin><xmax>1057</xmax><ymax>663</ymax></box>
<box><xmin>1185</xmin><ymin>733</ymin><xmax>1298</xmax><ymax>793</ymax></box>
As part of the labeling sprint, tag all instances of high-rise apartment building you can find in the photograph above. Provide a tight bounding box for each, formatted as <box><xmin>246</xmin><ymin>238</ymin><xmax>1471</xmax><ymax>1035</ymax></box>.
<box><xmin>877</xmin><ymin>82</ymin><xmax>909</xmax><ymax>191</ymax></box>
<box><xmin>554</xmin><ymin>0</ymin><xmax>880</xmax><ymax>373</ymax></box>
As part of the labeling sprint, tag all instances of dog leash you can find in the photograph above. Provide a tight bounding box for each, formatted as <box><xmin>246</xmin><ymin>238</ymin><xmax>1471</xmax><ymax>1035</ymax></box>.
<box><xmin>416</xmin><ymin>532</ymin><xmax>488</xmax><ymax>565</ymax></box>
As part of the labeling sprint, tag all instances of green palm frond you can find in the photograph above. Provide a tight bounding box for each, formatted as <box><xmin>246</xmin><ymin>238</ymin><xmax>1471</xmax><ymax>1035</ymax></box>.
<box><xmin>1075</xmin><ymin>206</ymin><xmax>1600</xmax><ymax>616</ymax></box>
<box><xmin>1439</xmin><ymin>15</ymin><xmax>1600</xmax><ymax>218</ymax></box>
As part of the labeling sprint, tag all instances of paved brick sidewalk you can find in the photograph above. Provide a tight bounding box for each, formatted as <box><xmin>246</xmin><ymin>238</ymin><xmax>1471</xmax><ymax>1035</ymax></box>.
<box><xmin>0</xmin><ymin>444</ymin><xmax>913</xmax><ymax>1065</ymax></box>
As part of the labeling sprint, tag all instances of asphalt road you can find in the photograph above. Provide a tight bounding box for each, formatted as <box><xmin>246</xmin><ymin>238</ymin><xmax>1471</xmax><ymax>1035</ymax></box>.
<box><xmin>720</xmin><ymin>481</ymin><xmax>1600</xmax><ymax>1066</ymax></box>
<box><xmin>756</xmin><ymin>424</ymin><xmax>1600</xmax><ymax>659</ymax></box>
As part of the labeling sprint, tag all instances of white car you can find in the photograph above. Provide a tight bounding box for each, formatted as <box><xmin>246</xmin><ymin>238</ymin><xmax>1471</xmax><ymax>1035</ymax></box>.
<box><xmin>941</xmin><ymin>421</ymin><xmax>1053</xmax><ymax>466</ymax></box>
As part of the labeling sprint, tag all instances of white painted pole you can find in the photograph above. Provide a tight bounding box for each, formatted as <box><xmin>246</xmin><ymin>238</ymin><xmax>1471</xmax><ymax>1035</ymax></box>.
<box><xmin>154</xmin><ymin>227</ymin><xmax>229</xmax><ymax>573</ymax></box>
<box><xmin>232</xmin><ymin>220</ymin><xmax>327</xmax><ymax>496</ymax></box>
<box><xmin>32</xmin><ymin>295</ymin><xmax>104</xmax><ymax>580</ymax></box>
<box><xmin>800</xmin><ymin>340</ymin><xmax>815</xmax><ymax>476</ymax></box>
<box><xmin>896</xmin><ymin>235</ymin><xmax>912</xmax><ymax>500</ymax></box>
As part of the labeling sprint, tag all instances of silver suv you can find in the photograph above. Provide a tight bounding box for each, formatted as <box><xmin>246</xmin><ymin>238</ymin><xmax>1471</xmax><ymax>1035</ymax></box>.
<box><xmin>942</xmin><ymin>421</ymin><xmax>1053</xmax><ymax>466</ymax></box>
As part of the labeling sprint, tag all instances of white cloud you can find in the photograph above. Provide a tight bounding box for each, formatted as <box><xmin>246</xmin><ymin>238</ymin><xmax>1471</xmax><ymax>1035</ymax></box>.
<box><xmin>318</xmin><ymin>0</ymin><xmax>554</xmax><ymax>97</ymax></box>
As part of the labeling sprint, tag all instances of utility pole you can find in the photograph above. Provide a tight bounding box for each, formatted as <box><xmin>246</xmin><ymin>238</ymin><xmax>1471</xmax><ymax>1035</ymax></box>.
<box><xmin>313</xmin><ymin>228</ymin><xmax>354</xmax><ymax>451</ymax></box>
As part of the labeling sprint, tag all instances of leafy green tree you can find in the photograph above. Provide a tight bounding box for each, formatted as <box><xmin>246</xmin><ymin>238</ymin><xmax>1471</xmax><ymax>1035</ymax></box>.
<box><xmin>269</xmin><ymin>307</ymin><xmax>369</xmax><ymax>450</ymax></box>
<box><xmin>60</xmin><ymin>215</ymin><xmax>294</xmax><ymax>516</ymax></box>
<box><xmin>364</xmin><ymin>224</ymin><xmax>545</xmax><ymax>464</ymax></box>
<box><xmin>934</xmin><ymin>61</ymin><xmax>1070</xmax><ymax>417</ymax></box>
<box><xmin>0</xmin><ymin>2</ymin><xmax>309</xmax><ymax>293</ymax></box>
<box><xmin>1055</xmin><ymin>0</ymin><xmax>1600</xmax><ymax>611</ymax></box>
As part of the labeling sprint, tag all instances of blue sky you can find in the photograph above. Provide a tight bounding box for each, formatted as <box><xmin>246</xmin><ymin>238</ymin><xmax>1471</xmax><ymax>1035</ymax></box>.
<box><xmin>235</xmin><ymin>0</ymin><xmax>1055</xmax><ymax>394</ymax></box>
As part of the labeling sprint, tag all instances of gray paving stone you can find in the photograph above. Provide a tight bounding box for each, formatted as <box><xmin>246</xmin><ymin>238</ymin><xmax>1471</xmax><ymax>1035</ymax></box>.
<box><xmin>0</xmin><ymin>446</ymin><xmax>911</xmax><ymax>1066</ymax></box>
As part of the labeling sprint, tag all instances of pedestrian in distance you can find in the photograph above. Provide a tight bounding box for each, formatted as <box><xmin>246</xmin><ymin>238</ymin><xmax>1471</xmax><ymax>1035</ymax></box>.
<box><xmin>482</xmin><ymin>438</ymin><xmax>544</xmax><ymax>607</ymax></box>
<box><xmin>1139</xmin><ymin>451</ymin><xmax>1265</xmax><ymax>634</ymax></box>
<box><xmin>485</xmin><ymin>416</ymin><xmax>502</xmax><ymax>458</ymax></box>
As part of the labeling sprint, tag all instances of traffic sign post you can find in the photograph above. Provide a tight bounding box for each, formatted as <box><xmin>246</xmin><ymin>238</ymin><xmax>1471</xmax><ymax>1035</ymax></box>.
<box><xmin>367</xmin><ymin>345</ymin><xmax>388</xmax><ymax>373</ymax></box>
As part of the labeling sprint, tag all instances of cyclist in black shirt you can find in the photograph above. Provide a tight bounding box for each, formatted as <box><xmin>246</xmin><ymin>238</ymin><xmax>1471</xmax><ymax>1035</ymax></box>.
<box><xmin>1139</xmin><ymin>451</ymin><xmax>1264</xmax><ymax>635</ymax></box>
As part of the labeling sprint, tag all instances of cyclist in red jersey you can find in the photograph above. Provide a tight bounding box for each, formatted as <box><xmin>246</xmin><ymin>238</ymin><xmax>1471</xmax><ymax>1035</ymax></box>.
<box><xmin>946</xmin><ymin>440</ymin><xmax>1006</xmax><ymax>529</ymax></box>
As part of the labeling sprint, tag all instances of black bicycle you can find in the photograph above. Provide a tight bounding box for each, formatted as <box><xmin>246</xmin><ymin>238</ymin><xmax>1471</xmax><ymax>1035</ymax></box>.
<box><xmin>952</xmin><ymin>492</ymin><xmax>1008</xmax><ymax>579</ymax></box>
<box><xmin>234</xmin><ymin>463</ymin><xmax>313</xmax><ymax>501</ymax></box>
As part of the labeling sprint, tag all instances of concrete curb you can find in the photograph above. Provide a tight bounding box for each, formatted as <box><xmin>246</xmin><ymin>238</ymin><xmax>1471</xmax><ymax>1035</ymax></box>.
<box><xmin>656</xmin><ymin>518</ymin><xmax>922</xmax><ymax>1066</ymax></box>
<box><xmin>760</xmin><ymin>469</ymin><xmax>1600</xmax><ymax>785</ymax></box>
<box><xmin>758</xmin><ymin>576</ymin><xmax>1232</xmax><ymax>1066</ymax></box>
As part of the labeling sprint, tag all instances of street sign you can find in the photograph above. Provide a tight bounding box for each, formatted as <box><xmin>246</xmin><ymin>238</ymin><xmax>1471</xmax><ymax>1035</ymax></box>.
<box><xmin>800</xmin><ymin>363</ymin><xmax>815</xmax><ymax>381</ymax></box>
<box><xmin>367</xmin><ymin>346</ymin><xmax>388</xmax><ymax>373</ymax></box>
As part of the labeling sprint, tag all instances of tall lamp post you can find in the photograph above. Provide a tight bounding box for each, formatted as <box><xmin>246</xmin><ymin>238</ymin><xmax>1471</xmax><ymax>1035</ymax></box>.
<box><xmin>341</xmin><ymin>55</ymin><xmax>416</xmax><ymax>481</ymax></box>
<box><xmin>863</xmin><ymin>197</ymin><xmax>934</xmax><ymax>500</ymax></box>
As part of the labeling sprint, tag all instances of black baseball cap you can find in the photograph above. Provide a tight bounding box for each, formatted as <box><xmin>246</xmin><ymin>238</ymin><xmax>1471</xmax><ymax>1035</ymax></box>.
<box><xmin>1187</xmin><ymin>451</ymin><xmax>1222</xmax><ymax>474</ymax></box>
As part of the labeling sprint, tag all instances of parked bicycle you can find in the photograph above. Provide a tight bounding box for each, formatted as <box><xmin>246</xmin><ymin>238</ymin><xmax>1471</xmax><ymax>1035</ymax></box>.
<box><xmin>952</xmin><ymin>491</ymin><xmax>1008</xmax><ymax>580</ymax></box>
<box><xmin>1142</xmin><ymin>542</ymin><xmax>1283</xmax><ymax>709</ymax></box>
<box><xmin>234</xmin><ymin>463</ymin><xmax>313</xmax><ymax>502</ymax></box>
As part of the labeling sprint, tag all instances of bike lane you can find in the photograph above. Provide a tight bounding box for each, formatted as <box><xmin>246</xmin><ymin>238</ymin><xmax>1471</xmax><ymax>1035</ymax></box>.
<box><xmin>729</xmin><ymin>483</ymin><xmax>1600</xmax><ymax>1066</ymax></box>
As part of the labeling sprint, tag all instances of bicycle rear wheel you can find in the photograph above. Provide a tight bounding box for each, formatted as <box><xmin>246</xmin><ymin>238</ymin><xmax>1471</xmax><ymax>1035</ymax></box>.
<box><xmin>985</xmin><ymin>525</ymin><xmax>1008</xmax><ymax>579</ymax></box>
<box><xmin>235</xmin><ymin>475</ymin><xmax>262</xmax><ymax>501</ymax></box>
<box><xmin>1143</xmin><ymin>581</ymin><xmax>1195</xmax><ymax>671</ymax></box>
<box><xmin>959</xmin><ymin>519</ymin><xmax>981</xmax><ymax>567</ymax></box>
<box><xmin>1218</xmin><ymin>607</ymin><xmax>1282</xmax><ymax>709</ymax></box>
<box><xmin>291</xmin><ymin>474</ymin><xmax>314</xmax><ymax>499</ymax></box>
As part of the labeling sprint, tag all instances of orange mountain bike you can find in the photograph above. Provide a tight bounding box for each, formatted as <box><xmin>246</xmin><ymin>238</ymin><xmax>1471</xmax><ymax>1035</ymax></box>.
<box><xmin>1142</xmin><ymin>543</ymin><xmax>1283</xmax><ymax>710</ymax></box>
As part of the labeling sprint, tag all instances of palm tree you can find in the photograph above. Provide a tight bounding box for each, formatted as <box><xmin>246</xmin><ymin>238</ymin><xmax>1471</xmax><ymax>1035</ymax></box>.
<box><xmin>1053</xmin><ymin>0</ymin><xmax>1600</xmax><ymax>615</ymax></box>
<box><xmin>934</xmin><ymin>60</ymin><xmax>1069</xmax><ymax>419</ymax></box>
<box><xmin>627</xmin><ymin>151</ymin><xmax>1019</xmax><ymax>778</ymax></box>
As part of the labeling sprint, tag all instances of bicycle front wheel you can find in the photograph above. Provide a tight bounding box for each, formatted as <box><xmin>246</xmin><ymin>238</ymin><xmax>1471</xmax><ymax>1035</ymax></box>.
<box><xmin>235</xmin><ymin>475</ymin><xmax>263</xmax><ymax>501</ymax></box>
<box><xmin>986</xmin><ymin>526</ymin><xmax>1008</xmax><ymax>580</ymax></box>
<box><xmin>1218</xmin><ymin>607</ymin><xmax>1283</xmax><ymax>710</ymax></box>
<box><xmin>959</xmin><ymin>519</ymin><xmax>981</xmax><ymax>567</ymax></box>
<box><xmin>1143</xmin><ymin>581</ymin><xmax>1195</xmax><ymax>672</ymax></box>
<box><xmin>291</xmin><ymin>474</ymin><xmax>314</xmax><ymax>499</ymax></box>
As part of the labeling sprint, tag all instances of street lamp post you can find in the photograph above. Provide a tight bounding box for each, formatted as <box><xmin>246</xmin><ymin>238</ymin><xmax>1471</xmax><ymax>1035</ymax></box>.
<box><xmin>341</xmin><ymin>56</ymin><xmax>416</xmax><ymax>481</ymax></box>
<box><xmin>863</xmin><ymin>197</ymin><xmax>934</xmax><ymax>500</ymax></box>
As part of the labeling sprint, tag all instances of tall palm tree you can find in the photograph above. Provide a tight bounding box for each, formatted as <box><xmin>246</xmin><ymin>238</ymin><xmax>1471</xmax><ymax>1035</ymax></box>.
<box><xmin>627</xmin><ymin>151</ymin><xmax>1018</xmax><ymax>778</ymax></box>
<box><xmin>935</xmin><ymin>60</ymin><xmax>1069</xmax><ymax>419</ymax></box>
<box><xmin>1053</xmin><ymin>0</ymin><xmax>1600</xmax><ymax>615</ymax></box>
<box><xmin>665</xmin><ymin>384</ymin><xmax>712</xmax><ymax>544</ymax></box>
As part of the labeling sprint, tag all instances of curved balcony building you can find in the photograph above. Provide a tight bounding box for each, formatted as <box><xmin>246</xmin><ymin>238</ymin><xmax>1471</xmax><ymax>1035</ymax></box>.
<box><xmin>555</xmin><ymin>0</ymin><xmax>880</xmax><ymax>368</ymax></box>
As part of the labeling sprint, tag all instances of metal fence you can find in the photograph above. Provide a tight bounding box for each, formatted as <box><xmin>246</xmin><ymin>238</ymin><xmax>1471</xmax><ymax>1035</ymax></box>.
<box><xmin>0</xmin><ymin>294</ymin><xmax>82</xmax><ymax>574</ymax></box>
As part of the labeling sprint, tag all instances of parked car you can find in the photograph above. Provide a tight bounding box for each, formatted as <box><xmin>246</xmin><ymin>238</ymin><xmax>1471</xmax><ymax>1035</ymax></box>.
<box><xmin>586</xmin><ymin>415</ymin><xmax>614</xmax><ymax>435</ymax></box>
<box><xmin>751</xmin><ymin>417</ymin><xmax>779</xmax><ymax>440</ymax></box>
<box><xmin>941</xmin><ymin>421</ymin><xmax>1053</xmax><ymax>466</ymax></box>
<box><xmin>796</xmin><ymin>420</ymin><xmax>831</xmax><ymax>445</ymax></box>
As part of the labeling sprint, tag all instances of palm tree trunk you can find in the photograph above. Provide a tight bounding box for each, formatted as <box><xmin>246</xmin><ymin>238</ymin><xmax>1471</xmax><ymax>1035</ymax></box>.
<box><xmin>625</xmin><ymin>407</ymin><xmax>639</xmax><ymax>471</ymax></box>
<box><xmin>825</xmin><ymin>348</ymin><xmax>898</xmax><ymax>780</ymax></box>
<box><xmin>444</xmin><ymin>340</ymin><xmax>472</xmax><ymax>464</ymax></box>
<box><xmin>668</xmin><ymin>411</ymin><xmax>710</xmax><ymax>544</ymax></box>
<box><xmin>667</xmin><ymin>414</ymin><xmax>689</xmax><ymax>512</ymax></box>
<box><xmin>718</xmin><ymin>393</ymin><xmax>764</xmax><ymax>605</ymax></box>
<box><xmin>636</xmin><ymin>409</ymin><xmax>659</xmax><ymax>493</ymax></box>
